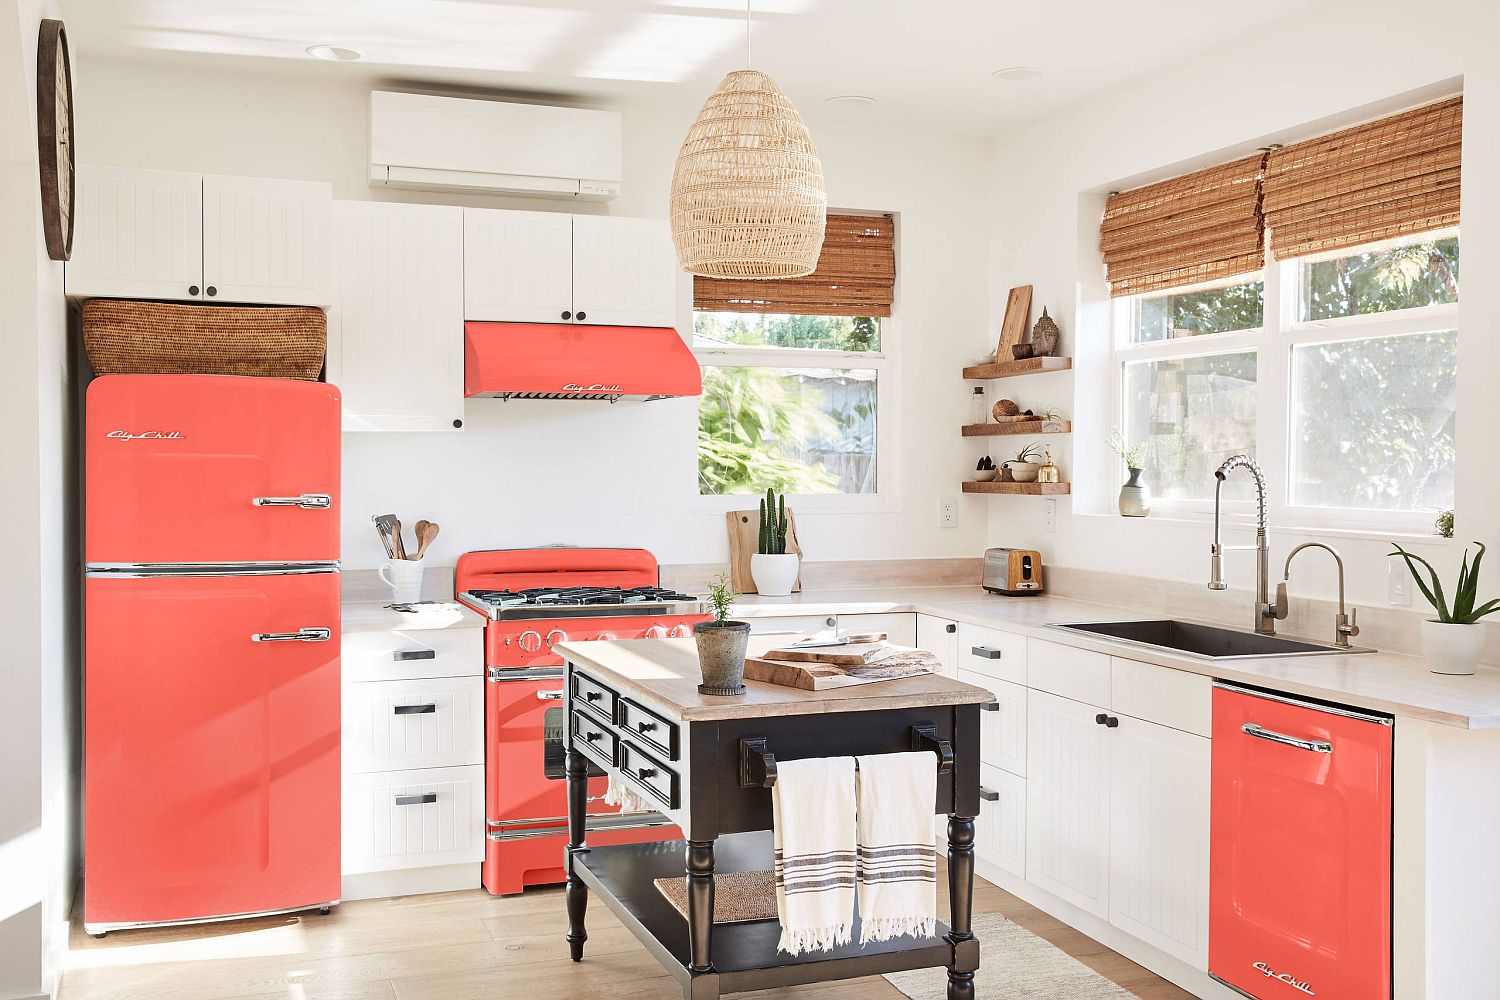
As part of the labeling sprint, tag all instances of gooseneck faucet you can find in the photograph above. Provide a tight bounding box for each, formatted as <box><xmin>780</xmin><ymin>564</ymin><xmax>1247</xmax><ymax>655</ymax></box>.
<box><xmin>1279</xmin><ymin>542</ymin><xmax>1361</xmax><ymax>648</ymax></box>
<box><xmin>1209</xmin><ymin>454</ymin><xmax>1282</xmax><ymax>635</ymax></box>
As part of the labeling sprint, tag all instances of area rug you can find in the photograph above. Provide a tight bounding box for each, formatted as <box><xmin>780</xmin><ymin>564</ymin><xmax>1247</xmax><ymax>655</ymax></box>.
<box><xmin>883</xmin><ymin>912</ymin><xmax>1137</xmax><ymax>998</ymax></box>
<box><xmin>654</xmin><ymin>870</ymin><xmax>778</xmax><ymax>924</ymax></box>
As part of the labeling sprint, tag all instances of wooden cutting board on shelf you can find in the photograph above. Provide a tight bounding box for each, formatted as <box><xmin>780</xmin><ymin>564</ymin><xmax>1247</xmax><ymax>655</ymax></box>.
<box><xmin>725</xmin><ymin>508</ymin><xmax>803</xmax><ymax>594</ymax></box>
<box><xmin>744</xmin><ymin>648</ymin><xmax>938</xmax><ymax>691</ymax></box>
<box><xmin>996</xmin><ymin>284</ymin><xmax>1033</xmax><ymax>358</ymax></box>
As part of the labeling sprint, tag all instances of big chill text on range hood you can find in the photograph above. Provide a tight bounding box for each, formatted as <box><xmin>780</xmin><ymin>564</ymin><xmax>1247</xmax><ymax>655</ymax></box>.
<box><xmin>464</xmin><ymin>322</ymin><xmax>702</xmax><ymax>401</ymax></box>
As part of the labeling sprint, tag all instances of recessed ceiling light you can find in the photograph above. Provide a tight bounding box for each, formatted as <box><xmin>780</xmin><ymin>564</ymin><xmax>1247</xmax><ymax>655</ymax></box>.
<box><xmin>992</xmin><ymin>66</ymin><xmax>1043</xmax><ymax>81</ymax></box>
<box><xmin>825</xmin><ymin>95</ymin><xmax>877</xmax><ymax>109</ymax></box>
<box><xmin>306</xmin><ymin>45</ymin><xmax>363</xmax><ymax>62</ymax></box>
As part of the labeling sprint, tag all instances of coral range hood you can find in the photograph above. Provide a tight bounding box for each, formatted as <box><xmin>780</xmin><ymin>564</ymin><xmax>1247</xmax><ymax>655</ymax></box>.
<box><xmin>464</xmin><ymin>322</ymin><xmax>702</xmax><ymax>401</ymax></box>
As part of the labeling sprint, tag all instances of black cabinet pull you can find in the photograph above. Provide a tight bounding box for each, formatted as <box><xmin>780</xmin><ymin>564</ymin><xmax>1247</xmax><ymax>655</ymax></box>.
<box><xmin>585</xmin><ymin>691</ymin><xmax>602</xmax><ymax>702</ymax></box>
<box><xmin>452</xmin><ymin>419</ymin><xmax>463</xmax><ymax>429</ymax></box>
<box><xmin>393</xmin><ymin>649</ymin><xmax>436</xmax><ymax>662</ymax></box>
<box><xmin>637</xmin><ymin>721</ymin><xmax>657</xmax><ymax>733</ymax></box>
<box><xmin>637</xmin><ymin>767</ymin><xmax>657</xmax><ymax>779</ymax></box>
<box><xmin>206</xmin><ymin>285</ymin><xmax>217</xmax><ymax>297</ymax></box>
<box><xmin>585</xmin><ymin>731</ymin><xmax>601</xmax><ymax>742</ymax></box>
<box><xmin>561</xmin><ymin>310</ymin><xmax>572</xmax><ymax>320</ymax></box>
<box><xmin>945</xmin><ymin>623</ymin><xmax>956</xmax><ymax>633</ymax></box>
<box><xmin>188</xmin><ymin>284</ymin><xmax>200</xmax><ymax>296</ymax></box>
<box><xmin>979</xmin><ymin>786</ymin><xmax>1000</xmax><ymax>802</ymax></box>
<box><xmin>1095</xmin><ymin>713</ymin><xmax>1108</xmax><ymax>725</ymax></box>
<box><xmin>1105</xmin><ymin>715</ymin><xmax>1120</xmax><ymax>728</ymax></box>
<box><xmin>575</xmin><ymin>311</ymin><xmax>586</xmax><ymax>321</ymax></box>
<box><xmin>981</xmin><ymin>701</ymin><xmax>999</xmax><ymax>713</ymax></box>
<box><xmin>393</xmin><ymin>704</ymin><xmax>436</xmax><ymax>715</ymax></box>
<box><xmin>971</xmin><ymin>646</ymin><xmax>1003</xmax><ymax>659</ymax></box>
<box><xmin>394</xmin><ymin>792</ymin><xmax>437</xmax><ymax>806</ymax></box>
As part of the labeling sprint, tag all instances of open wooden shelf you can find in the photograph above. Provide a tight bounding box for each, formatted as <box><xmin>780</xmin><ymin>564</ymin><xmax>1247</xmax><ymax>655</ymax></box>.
<box><xmin>962</xmin><ymin>420</ymin><xmax>1071</xmax><ymax>437</ymax></box>
<box><xmin>962</xmin><ymin>481</ymin><xmax>1072</xmax><ymax>495</ymax></box>
<box><xmin>962</xmin><ymin>356</ymin><xmax>1072</xmax><ymax>379</ymax></box>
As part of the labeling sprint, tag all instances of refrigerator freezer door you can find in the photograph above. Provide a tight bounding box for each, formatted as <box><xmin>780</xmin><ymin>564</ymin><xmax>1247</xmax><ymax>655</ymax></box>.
<box><xmin>84</xmin><ymin>571</ymin><xmax>340</xmax><ymax>928</ymax></box>
<box><xmin>86</xmin><ymin>374</ymin><xmax>341</xmax><ymax>565</ymax></box>
<box><xmin>1209</xmin><ymin>686</ymin><xmax>1393</xmax><ymax>1000</ymax></box>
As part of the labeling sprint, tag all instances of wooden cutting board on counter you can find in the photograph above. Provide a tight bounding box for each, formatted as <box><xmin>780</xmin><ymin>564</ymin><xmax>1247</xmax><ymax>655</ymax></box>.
<box><xmin>744</xmin><ymin>647</ymin><xmax>938</xmax><ymax>691</ymax></box>
<box><xmin>761</xmin><ymin>639</ymin><xmax>890</xmax><ymax>666</ymax></box>
<box><xmin>725</xmin><ymin>508</ymin><xmax>804</xmax><ymax>594</ymax></box>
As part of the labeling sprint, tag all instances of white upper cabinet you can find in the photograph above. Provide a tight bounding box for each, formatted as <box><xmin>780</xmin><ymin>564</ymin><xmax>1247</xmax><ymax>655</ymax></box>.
<box><xmin>570</xmin><ymin>214</ymin><xmax>676</xmax><ymax>327</ymax></box>
<box><xmin>329</xmin><ymin>201</ymin><xmax>465</xmax><ymax>432</ymax></box>
<box><xmin>463</xmin><ymin>209</ymin><xmax>677</xmax><ymax>327</ymax></box>
<box><xmin>463</xmin><ymin>208</ymin><xmax>573</xmax><ymax>323</ymax></box>
<box><xmin>66</xmin><ymin>166</ymin><xmax>333</xmax><ymax>306</ymax></box>
<box><xmin>67</xmin><ymin>166</ymin><xmax>204</xmax><ymax>301</ymax></box>
<box><xmin>201</xmin><ymin>175</ymin><xmax>333</xmax><ymax>305</ymax></box>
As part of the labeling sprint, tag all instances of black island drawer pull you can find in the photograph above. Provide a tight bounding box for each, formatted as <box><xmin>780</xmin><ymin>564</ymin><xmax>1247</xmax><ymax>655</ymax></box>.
<box><xmin>636</xmin><ymin>767</ymin><xmax>657</xmax><ymax>779</ymax></box>
<box><xmin>393</xmin><ymin>703</ymin><xmax>437</xmax><ymax>715</ymax></box>
<box><xmin>637</xmin><ymin>721</ymin><xmax>658</xmax><ymax>733</ymax></box>
<box><xmin>585</xmin><ymin>691</ymin><xmax>603</xmax><ymax>702</ymax></box>
<box><xmin>971</xmin><ymin>646</ymin><xmax>1003</xmax><ymax>659</ymax></box>
<box><xmin>393</xmin><ymin>649</ymin><xmax>436</xmax><ymax>662</ymax></box>
<box><xmin>394</xmin><ymin>792</ymin><xmax>437</xmax><ymax>806</ymax></box>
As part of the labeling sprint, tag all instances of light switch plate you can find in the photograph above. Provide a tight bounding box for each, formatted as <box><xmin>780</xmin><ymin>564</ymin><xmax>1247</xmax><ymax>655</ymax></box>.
<box><xmin>939</xmin><ymin>497</ymin><xmax>957</xmax><ymax>528</ymax></box>
<box><xmin>1043</xmin><ymin>499</ymin><xmax>1057</xmax><ymax>533</ymax></box>
<box><xmin>1388</xmin><ymin>560</ymin><xmax>1413</xmax><ymax>606</ymax></box>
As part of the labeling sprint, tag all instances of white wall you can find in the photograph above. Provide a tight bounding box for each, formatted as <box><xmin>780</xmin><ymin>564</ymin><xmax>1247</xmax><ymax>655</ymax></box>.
<box><xmin>983</xmin><ymin>0</ymin><xmax>1500</xmax><ymax>612</ymax></box>
<box><xmin>73</xmin><ymin>61</ymin><xmax>993</xmax><ymax>573</ymax></box>
<box><xmin>1</xmin><ymin>0</ymin><xmax>77</xmax><ymax>997</ymax></box>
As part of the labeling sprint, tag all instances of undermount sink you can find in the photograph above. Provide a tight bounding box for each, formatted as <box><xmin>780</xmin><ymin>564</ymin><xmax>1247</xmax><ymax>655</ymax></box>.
<box><xmin>1048</xmin><ymin>619</ymin><xmax>1375</xmax><ymax>660</ymax></box>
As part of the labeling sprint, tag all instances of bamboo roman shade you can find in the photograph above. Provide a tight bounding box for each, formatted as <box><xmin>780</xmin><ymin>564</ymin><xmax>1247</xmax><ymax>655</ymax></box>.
<box><xmin>1263</xmin><ymin>96</ymin><xmax>1462</xmax><ymax>259</ymax></box>
<box><xmin>1100</xmin><ymin>153</ymin><xmax>1267</xmax><ymax>297</ymax></box>
<box><xmin>693</xmin><ymin>213</ymin><xmax>895</xmax><ymax>317</ymax></box>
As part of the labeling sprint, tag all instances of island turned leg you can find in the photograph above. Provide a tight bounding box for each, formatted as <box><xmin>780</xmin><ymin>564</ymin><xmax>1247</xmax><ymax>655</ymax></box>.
<box><xmin>686</xmin><ymin>839</ymin><xmax>717</xmax><ymax>975</ymax></box>
<box><xmin>946</xmin><ymin>814</ymin><xmax>979</xmax><ymax>1000</ymax></box>
<box><xmin>564</xmin><ymin>746</ymin><xmax>589</xmax><ymax>962</ymax></box>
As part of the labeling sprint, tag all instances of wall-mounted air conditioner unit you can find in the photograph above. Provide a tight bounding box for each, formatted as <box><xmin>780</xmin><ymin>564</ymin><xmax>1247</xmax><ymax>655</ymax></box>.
<box><xmin>369</xmin><ymin>91</ymin><xmax>622</xmax><ymax>201</ymax></box>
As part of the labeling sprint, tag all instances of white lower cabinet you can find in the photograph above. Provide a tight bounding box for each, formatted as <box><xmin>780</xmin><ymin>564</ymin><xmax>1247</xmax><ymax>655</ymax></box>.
<box><xmin>343</xmin><ymin>676</ymin><xmax>484</xmax><ymax>773</ymax></box>
<box><xmin>1108</xmin><ymin>714</ymin><xmax>1211</xmax><ymax>969</ymax></box>
<box><xmin>343</xmin><ymin>764</ymin><xmax>485</xmax><ymax>873</ymax></box>
<box><xmin>1024</xmin><ymin>688</ymin><xmax>1111</xmax><ymax>919</ymax></box>
<box><xmin>916</xmin><ymin>614</ymin><xmax>959</xmax><ymax>677</ymax></box>
<box><xmin>959</xmin><ymin>668</ymin><xmax>1026</xmax><ymax>776</ymax></box>
<box><xmin>976</xmin><ymin>764</ymin><xmax>1025</xmax><ymax>878</ymax></box>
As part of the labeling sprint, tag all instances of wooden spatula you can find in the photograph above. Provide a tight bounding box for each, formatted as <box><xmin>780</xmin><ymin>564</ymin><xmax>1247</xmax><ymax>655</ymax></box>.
<box><xmin>414</xmin><ymin>520</ymin><xmax>440</xmax><ymax>560</ymax></box>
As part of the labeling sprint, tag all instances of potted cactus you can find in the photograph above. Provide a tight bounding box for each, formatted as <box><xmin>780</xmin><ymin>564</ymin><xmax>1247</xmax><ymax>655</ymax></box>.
<box><xmin>750</xmin><ymin>487</ymin><xmax>800</xmax><ymax>597</ymax></box>
<box><xmin>1390</xmin><ymin>542</ymin><xmax>1499</xmax><ymax>675</ymax></box>
<box><xmin>693</xmin><ymin>572</ymin><xmax>749</xmax><ymax>696</ymax></box>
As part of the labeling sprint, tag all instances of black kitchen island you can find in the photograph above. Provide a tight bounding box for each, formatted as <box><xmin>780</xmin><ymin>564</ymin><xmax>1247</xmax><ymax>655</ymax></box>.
<box><xmin>554</xmin><ymin>636</ymin><xmax>994</xmax><ymax>1000</ymax></box>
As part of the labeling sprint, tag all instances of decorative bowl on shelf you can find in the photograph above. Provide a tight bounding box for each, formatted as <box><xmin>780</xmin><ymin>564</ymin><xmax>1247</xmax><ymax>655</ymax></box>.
<box><xmin>971</xmin><ymin>468</ymin><xmax>999</xmax><ymax>483</ymax></box>
<box><xmin>1006</xmin><ymin>461</ymin><xmax>1040</xmax><ymax>483</ymax></box>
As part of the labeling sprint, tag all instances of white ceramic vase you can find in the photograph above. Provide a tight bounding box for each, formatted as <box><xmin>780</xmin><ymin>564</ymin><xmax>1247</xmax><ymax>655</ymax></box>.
<box><xmin>750</xmin><ymin>553</ymin><xmax>800</xmax><ymax>597</ymax></box>
<box><xmin>1421</xmin><ymin>619</ymin><xmax>1486</xmax><ymax>675</ymax></box>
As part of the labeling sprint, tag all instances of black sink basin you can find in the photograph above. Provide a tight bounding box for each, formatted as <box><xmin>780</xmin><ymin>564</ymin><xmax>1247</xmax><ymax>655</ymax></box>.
<box><xmin>1048</xmin><ymin>619</ymin><xmax>1374</xmax><ymax>660</ymax></box>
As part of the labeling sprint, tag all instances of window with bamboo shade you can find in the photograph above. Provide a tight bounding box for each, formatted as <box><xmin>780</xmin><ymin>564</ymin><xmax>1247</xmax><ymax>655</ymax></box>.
<box><xmin>1100</xmin><ymin>153</ymin><xmax>1266</xmax><ymax>297</ymax></box>
<box><xmin>1263</xmin><ymin>96</ymin><xmax>1462</xmax><ymax>259</ymax></box>
<box><xmin>693</xmin><ymin>213</ymin><xmax>895</xmax><ymax>317</ymax></box>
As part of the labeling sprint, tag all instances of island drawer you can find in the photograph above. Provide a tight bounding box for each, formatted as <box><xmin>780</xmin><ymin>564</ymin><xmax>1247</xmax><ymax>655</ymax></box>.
<box><xmin>571</xmin><ymin>670</ymin><xmax>619</xmax><ymax>721</ymax></box>
<box><xmin>619</xmin><ymin>739</ymin><xmax>679</xmax><ymax>810</ymax></box>
<box><xmin>618</xmin><ymin>698</ymin><xmax>678</xmax><ymax>761</ymax></box>
<box><xmin>571</xmin><ymin>709</ymin><xmax>619</xmax><ymax>768</ymax></box>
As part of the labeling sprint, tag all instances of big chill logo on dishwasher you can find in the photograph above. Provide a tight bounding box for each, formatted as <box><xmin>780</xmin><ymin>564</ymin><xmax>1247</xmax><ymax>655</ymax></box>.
<box><xmin>107</xmin><ymin>429</ymin><xmax>185</xmax><ymax>441</ymax></box>
<box><xmin>1253</xmin><ymin>961</ymin><xmax>1316</xmax><ymax>996</ymax></box>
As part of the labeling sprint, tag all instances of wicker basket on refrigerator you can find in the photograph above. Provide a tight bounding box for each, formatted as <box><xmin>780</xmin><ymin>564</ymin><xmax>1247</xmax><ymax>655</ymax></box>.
<box><xmin>81</xmin><ymin>300</ymin><xmax>326</xmax><ymax>380</ymax></box>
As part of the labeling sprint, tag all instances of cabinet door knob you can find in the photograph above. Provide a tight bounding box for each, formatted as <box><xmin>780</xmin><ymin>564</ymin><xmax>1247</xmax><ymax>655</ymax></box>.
<box><xmin>1105</xmin><ymin>715</ymin><xmax>1120</xmax><ymax>729</ymax></box>
<box><xmin>1095</xmin><ymin>713</ymin><xmax>1108</xmax><ymax>726</ymax></box>
<box><xmin>561</xmin><ymin>310</ymin><xmax>572</xmax><ymax>320</ymax></box>
<box><xmin>188</xmin><ymin>284</ymin><xmax>200</xmax><ymax>296</ymax></box>
<box><xmin>575</xmin><ymin>311</ymin><xmax>587</xmax><ymax>321</ymax></box>
<box><xmin>945</xmin><ymin>623</ymin><xmax>956</xmax><ymax>633</ymax></box>
<box><xmin>826</xmin><ymin>617</ymin><xmax>837</xmax><ymax>627</ymax></box>
<box><xmin>206</xmin><ymin>286</ymin><xmax>218</xmax><ymax>297</ymax></box>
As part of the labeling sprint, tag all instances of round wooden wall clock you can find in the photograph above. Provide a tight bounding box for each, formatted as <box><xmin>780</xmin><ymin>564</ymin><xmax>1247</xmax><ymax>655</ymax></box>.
<box><xmin>37</xmin><ymin>18</ymin><xmax>74</xmax><ymax>262</ymax></box>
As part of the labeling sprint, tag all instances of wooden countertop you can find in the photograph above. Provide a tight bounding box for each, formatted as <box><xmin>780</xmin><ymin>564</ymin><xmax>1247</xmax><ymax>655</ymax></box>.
<box><xmin>554</xmin><ymin>636</ymin><xmax>995</xmax><ymax>722</ymax></box>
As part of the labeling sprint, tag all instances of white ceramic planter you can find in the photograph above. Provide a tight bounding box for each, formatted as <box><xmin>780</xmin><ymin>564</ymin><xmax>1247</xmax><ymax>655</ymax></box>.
<box><xmin>750</xmin><ymin>553</ymin><xmax>800</xmax><ymax>597</ymax></box>
<box><xmin>1421</xmin><ymin>619</ymin><xmax>1486</xmax><ymax>675</ymax></box>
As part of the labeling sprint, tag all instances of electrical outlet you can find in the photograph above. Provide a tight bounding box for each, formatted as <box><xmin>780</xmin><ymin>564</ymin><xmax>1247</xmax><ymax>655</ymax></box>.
<box><xmin>939</xmin><ymin>497</ymin><xmax>957</xmax><ymax>529</ymax></box>
<box><xmin>1043</xmin><ymin>499</ymin><xmax>1057</xmax><ymax>533</ymax></box>
<box><xmin>1388</xmin><ymin>560</ymin><xmax>1413</xmax><ymax>606</ymax></box>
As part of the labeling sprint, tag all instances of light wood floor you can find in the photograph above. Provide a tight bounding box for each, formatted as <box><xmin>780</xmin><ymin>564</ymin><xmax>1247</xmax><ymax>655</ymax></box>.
<box><xmin>61</xmin><ymin>873</ymin><xmax>1194</xmax><ymax>1000</ymax></box>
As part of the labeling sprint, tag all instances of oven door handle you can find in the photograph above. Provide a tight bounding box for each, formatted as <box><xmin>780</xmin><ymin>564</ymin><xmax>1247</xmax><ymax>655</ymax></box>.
<box><xmin>537</xmin><ymin>689</ymin><xmax>566</xmax><ymax>701</ymax></box>
<box><xmin>1242</xmin><ymin>722</ymin><xmax>1332</xmax><ymax>754</ymax></box>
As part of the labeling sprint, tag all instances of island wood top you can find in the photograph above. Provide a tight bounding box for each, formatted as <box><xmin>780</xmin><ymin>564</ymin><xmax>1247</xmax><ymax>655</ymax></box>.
<box><xmin>553</xmin><ymin>636</ymin><xmax>994</xmax><ymax>721</ymax></box>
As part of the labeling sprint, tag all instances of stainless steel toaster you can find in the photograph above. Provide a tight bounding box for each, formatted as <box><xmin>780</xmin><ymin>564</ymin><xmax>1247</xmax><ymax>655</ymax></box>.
<box><xmin>983</xmin><ymin>547</ymin><xmax>1044</xmax><ymax>596</ymax></box>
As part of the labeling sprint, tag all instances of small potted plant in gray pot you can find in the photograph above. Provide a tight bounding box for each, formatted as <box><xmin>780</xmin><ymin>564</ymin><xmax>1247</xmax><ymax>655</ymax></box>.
<box><xmin>694</xmin><ymin>572</ymin><xmax>750</xmax><ymax>695</ymax></box>
<box><xmin>1390</xmin><ymin>542</ymin><xmax>1499</xmax><ymax>675</ymax></box>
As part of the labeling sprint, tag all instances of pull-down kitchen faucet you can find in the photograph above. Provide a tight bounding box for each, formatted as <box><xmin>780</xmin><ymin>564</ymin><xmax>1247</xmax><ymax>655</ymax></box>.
<box><xmin>1279</xmin><ymin>542</ymin><xmax>1361</xmax><ymax>648</ymax></box>
<box><xmin>1208</xmin><ymin>454</ymin><xmax>1282</xmax><ymax>635</ymax></box>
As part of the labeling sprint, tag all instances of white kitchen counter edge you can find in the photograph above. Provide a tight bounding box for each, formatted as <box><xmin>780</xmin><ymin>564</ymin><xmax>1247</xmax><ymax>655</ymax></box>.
<box><xmin>730</xmin><ymin>587</ymin><xmax>1500</xmax><ymax>730</ymax></box>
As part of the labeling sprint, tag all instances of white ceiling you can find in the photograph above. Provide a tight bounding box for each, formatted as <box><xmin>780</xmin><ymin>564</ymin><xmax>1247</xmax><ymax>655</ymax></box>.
<box><xmin>62</xmin><ymin>0</ymin><xmax>1324</xmax><ymax>134</ymax></box>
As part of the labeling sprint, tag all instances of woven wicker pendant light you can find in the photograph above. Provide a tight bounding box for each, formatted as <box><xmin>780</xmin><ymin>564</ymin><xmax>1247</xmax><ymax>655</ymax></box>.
<box><xmin>669</xmin><ymin>2</ymin><xmax>827</xmax><ymax>278</ymax></box>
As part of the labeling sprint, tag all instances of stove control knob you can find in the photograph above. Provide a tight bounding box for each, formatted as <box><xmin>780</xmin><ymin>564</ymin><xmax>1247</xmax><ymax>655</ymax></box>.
<box><xmin>668</xmin><ymin>624</ymin><xmax>692</xmax><ymax>638</ymax></box>
<box><xmin>518</xmin><ymin>630</ymin><xmax>543</xmax><ymax>653</ymax></box>
<box><xmin>545</xmin><ymin>629</ymin><xmax>569</xmax><ymax>648</ymax></box>
<box><xmin>597</xmin><ymin>631</ymin><xmax>619</xmax><ymax>641</ymax></box>
<box><xmin>644</xmin><ymin>625</ymin><xmax>669</xmax><ymax>639</ymax></box>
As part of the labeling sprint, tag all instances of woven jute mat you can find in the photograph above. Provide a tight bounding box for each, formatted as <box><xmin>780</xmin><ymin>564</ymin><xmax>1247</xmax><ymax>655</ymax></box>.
<box><xmin>653</xmin><ymin>870</ymin><xmax>778</xmax><ymax>924</ymax></box>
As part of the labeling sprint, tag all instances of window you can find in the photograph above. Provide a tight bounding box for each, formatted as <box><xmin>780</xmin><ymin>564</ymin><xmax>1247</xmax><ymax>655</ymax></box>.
<box><xmin>1113</xmin><ymin>228</ymin><xmax>1459</xmax><ymax>524</ymax></box>
<box><xmin>693</xmin><ymin>214</ymin><xmax>894</xmax><ymax>499</ymax></box>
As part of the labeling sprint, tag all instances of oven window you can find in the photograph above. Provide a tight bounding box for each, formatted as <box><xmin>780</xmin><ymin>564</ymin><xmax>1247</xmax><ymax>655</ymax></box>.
<box><xmin>544</xmin><ymin>707</ymin><xmax>604</xmax><ymax>780</ymax></box>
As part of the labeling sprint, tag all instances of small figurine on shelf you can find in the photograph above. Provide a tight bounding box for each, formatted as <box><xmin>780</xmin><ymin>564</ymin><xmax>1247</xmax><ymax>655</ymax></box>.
<box><xmin>1032</xmin><ymin>308</ymin><xmax>1061</xmax><ymax>357</ymax></box>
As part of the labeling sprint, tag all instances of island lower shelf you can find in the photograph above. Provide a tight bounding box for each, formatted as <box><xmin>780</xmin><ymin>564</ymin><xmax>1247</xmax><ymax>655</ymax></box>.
<box><xmin>577</xmin><ymin>831</ymin><xmax>955</xmax><ymax>992</ymax></box>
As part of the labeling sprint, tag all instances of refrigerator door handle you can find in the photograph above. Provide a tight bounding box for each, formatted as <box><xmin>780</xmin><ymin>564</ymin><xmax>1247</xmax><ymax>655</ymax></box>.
<box><xmin>1241</xmin><ymin>722</ymin><xmax>1333</xmax><ymax>754</ymax></box>
<box><xmin>253</xmin><ymin>493</ymin><xmax>332</xmax><ymax>510</ymax></box>
<box><xmin>252</xmin><ymin>627</ymin><xmax>333</xmax><ymax>643</ymax></box>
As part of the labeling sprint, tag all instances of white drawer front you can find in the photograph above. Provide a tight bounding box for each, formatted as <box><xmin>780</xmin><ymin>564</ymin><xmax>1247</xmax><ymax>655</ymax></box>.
<box><xmin>343</xmin><ymin>626</ymin><xmax>482</xmax><ymax>683</ymax></box>
<box><xmin>957</xmin><ymin>622</ymin><xmax>1027</xmax><ymax>685</ymax></box>
<box><xmin>742</xmin><ymin>614</ymin><xmax>838</xmax><ymax>638</ymax></box>
<box><xmin>344</xmin><ymin>676</ymin><xmax>484</xmax><ymax>773</ymax></box>
<box><xmin>976</xmin><ymin>764</ymin><xmax>1025</xmax><ymax>878</ymax></box>
<box><xmin>837</xmin><ymin>612</ymin><xmax>916</xmax><ymax>647</ymax></box>
<box><xmin>1027</xmin><ymin>638</ymin><xmax>1109</xmax><ymax>707</ymax></box>
<box><xmin>1110</xmin><ymin>657</ymin><xmax>1212</xmax><ymax>737</ymax></box>
<box><xmin>959</xmin><ymin>668</ymin><xmax>1026</xmax><ymax>776</ymax></box>
<box><xmin>342</xmin><ymin>764</ymin><xmax>485</xmax><ymax>874</ymax></box>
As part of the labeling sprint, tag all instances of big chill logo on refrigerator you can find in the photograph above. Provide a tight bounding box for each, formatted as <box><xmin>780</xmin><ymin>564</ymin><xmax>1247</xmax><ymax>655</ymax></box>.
<box><xmin>107</xmin><ymin>430</ymin><xmax>185</xmax><ymax>441</ymax></box>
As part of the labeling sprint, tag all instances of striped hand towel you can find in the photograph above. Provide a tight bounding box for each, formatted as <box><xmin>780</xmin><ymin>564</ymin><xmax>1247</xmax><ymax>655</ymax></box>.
<box><xmin>773</xmin><ymin>756</ymin><xmax>857</xmax><ymax>955</ymax></box>
<box><xmin>855</xmin><ymin>751</ymin><xmax>938</xmax><ymax>944</ymax></box>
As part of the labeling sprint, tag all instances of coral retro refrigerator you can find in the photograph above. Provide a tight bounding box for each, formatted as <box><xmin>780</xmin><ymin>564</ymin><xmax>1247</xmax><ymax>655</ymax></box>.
<box><xmin>84</xmin><ymin>375</ymin><xmax>342</xmax><ymax>933</ymax></box>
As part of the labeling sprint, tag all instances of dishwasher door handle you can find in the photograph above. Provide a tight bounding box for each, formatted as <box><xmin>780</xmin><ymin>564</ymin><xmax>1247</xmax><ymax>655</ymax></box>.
<box><xmin>1242</xmin><ymin>722</ymin><xmax>1332</xmax><ymax>754</ymax></box>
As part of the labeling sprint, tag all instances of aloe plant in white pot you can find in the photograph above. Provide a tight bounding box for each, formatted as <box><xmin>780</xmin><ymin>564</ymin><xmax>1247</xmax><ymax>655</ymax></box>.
<box><xmin>1390</xmin><ymin>542</ymin><xmax>1499</xmax><ymax>675</ymax></box>
<box><xmin>750</xmin><ymin>487</ymin><xmax>799</xmax><ymax>597</ymax></box>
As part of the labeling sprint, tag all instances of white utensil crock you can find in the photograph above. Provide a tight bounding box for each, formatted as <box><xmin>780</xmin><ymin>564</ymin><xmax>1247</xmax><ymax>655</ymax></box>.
<box><xmin>749</xmin><ymin>553</ymin><xmax>799</xmax><ymax>597</ymax></box>
<box><xmin>379</xmin><ymin>559</ymin><xmax>425</xmax><ymax>603</ymax></box>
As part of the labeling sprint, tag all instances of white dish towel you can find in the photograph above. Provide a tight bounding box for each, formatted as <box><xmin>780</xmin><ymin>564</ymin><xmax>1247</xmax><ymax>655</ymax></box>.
<box><xmin>603</xmin><ymin>773</ymin><xmax>653</xmax><ymax>814</ymax></box>
<box><xmin>773</xmin><ymin>755</ymin><xmax>858</xmax><ymax>955</ymax></box>
<box><xmin>855</xmin><ymin>750</ymin><xmax>938</xmax><ymax>944</ymax></box>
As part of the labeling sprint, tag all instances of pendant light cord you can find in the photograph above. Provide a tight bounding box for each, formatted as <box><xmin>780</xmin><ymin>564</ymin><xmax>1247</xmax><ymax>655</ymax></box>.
<box><xmin>745</xmin><ymin>0</ymin><xmax>751</xmax><ymax>68</ymax></box>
